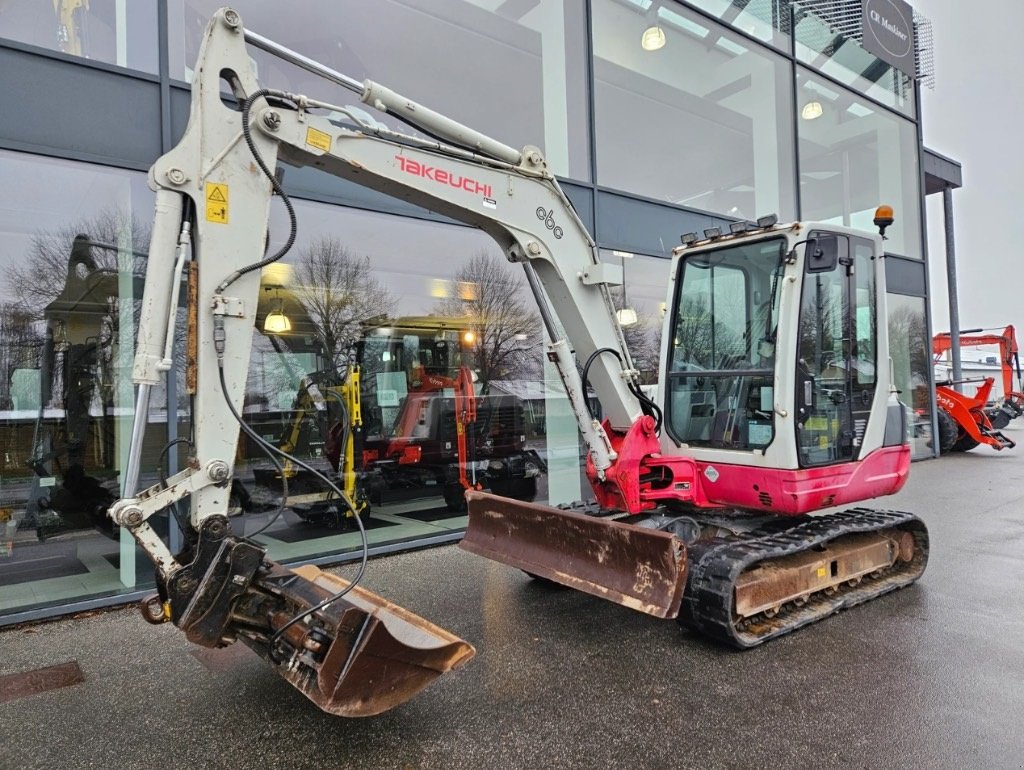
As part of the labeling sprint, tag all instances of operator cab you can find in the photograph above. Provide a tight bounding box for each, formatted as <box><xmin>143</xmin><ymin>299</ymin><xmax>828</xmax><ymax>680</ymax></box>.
<box><xmin>357</xmin><ymin>317</ymin><xmax>477</xmax><ymax>438</ymax></box>
<box><xmin>665</xmin><ymin>210</ymin><xmax>897</xmax><ymax>473</ymax></box>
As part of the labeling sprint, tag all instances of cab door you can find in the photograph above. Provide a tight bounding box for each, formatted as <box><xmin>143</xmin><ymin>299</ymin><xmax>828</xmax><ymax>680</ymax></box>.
<box><xmin>794</xmin><ymin>233</ymin><xmax>878</xmax><ymax>466</ymax></box>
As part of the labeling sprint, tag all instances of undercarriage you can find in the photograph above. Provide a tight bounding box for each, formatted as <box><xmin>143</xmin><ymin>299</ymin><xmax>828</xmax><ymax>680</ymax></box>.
<box><xmin>680</xmin><ymin>508</ymin><xmax>928</xmax><ymax>646</ymax></box>
<box><xmin>464</xmin><ymin>492</ymin><xmax>928</xmax><ymax>647</ymax></box>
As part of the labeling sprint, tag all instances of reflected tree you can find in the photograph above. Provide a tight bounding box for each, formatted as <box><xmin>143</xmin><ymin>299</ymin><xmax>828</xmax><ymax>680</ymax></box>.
<box><xmin>8</xmin><ymin>210</ymin><xmax>147</xmax><ymax>316</ymax></box>
<box><xmin>888</xmin><ymin>304</ymin><xmax>929</xmax><ymax>408</ymax></box>
<box><xmin>797</xmin><ymin>275</ymin><xmax>844</xmax><ymax>371</ymax></box>
<box><xmin>671</xmin><ymin>296</ymin><xmax>720</xmax><ymax>369</ymax></box>
<box><xmin>0</xmin><ymin>303</ymin><xmax>43</xmax><ymax>411</ymax></box>
<box><xmin>1</xmin><ymin>209</ymin><xmax>147</xmax><ymax>536</ymax></box>
<box><xmin>432</xmin><ymin>253</ymin><xmax>542</xmax><ymax>391</ymax></box>
<box><xmin>292</xmin><ymin>237</ymin><xmax>396</xmax><ymax>376</ymax></box>
<box><xmin>610</xmin><ymin>286</ymin><xmax>661</xmax><ymax>384</ymax></box>
<box><xmin>2</xmin><ymin>209</ymin><xmax>148</xmax><ymax>413</ymax></box>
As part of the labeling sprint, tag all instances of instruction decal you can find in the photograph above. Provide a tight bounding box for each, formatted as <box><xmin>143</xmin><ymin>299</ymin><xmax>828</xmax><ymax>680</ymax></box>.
<box><xmin>305</xmin><ymin>127</ymin><xmax>332</xmax><ymax>153</ymax></box>
<box><xmin>205</xmin><ymin>182</ymin><xmax>229</xmax><ymax>224</ymax></box>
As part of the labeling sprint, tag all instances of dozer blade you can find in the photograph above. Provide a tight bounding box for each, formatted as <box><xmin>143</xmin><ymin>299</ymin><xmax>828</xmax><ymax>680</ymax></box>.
<box><xmin>461</xmin><ymin>491</ymin><xmax>687</xmax><ymax>618</ymax></box>
<box><xmin>240</xmin><ymin>563</ymin><xmax>474</xmax><ymax>717</ymax></box>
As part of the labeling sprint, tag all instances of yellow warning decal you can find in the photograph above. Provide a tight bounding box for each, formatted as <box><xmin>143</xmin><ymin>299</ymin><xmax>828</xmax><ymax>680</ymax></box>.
<box><xmin>817</xmin><ymin>567</ymin><xmax>827</xmax><ymax>578</ymax></box>
<box><xmin>205</xmin><ymin>182</ymin><xmax>228</xmax><ymax>224</ymax></box>
<box><xmin>305</xmin><ymin>127</ymin><xmax>332</xmax><ymax>152</ymax></box>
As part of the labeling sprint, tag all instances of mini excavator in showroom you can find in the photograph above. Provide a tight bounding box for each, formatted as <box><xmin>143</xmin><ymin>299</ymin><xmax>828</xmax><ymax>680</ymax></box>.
<box><xmin>108</xmin><ymin>8</ymin><xmax>928</xmax><ymax>717</ymax></box>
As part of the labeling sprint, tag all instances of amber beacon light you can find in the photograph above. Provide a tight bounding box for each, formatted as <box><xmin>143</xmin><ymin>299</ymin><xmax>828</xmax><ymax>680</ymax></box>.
<box><xmin>873</xmin><ymin>204</ymin><xmax>894</xmax><ymax>237</ymax></box>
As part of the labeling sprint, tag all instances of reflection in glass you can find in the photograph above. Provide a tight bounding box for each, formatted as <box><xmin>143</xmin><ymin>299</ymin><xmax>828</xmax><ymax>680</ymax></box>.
<box><xmin>887</xmin><ymin>294</ymin><xmax>932</xmax><ymax>459</ymax></box>
<box><xmin>794</xmin><ymin>2</ymin><xmax>915</xmax><ymax>117</ymax></box>
<box><xmin>593</xmin><ymin>0</ymin><xmax>797</xmax><ymax>220</ymax></box>
<box><xmin>0</xmin><ymin>152</ymin><xmax>157</xmax><ymax>615</ymax></box>
<box><xmin>0</xmin><ymin>0</ymin><xmax>158</xmax><ymax>72</ymax></box>
<box><xmin>793</xmin><ymin>234</ymin><xmax>877</xmax><ymax>467</ymax></box>
<box><xmin>169</xmin><ymin>0</ymin><xmax>589</xmax><ymax>180</ymax></box>
<box><xmin>797</xmin><ymin>69</ymin><xmax>921</xmax><ymax>258</ymax></box>
<box><xmin>685</xmin><ymin>0</ymin><xmax>791</xmax><ymax>50</ymax></box>
<box><xmin>225</xmin><ymin>201</ymin><xmax>554</xmax><ymax>555</ymax></box>
<box><xmin>599</xmin><ymin>251</ymin><xmax>672</xmax><ymax>385</ymax></box>
<box><xmin>666</xmin><ymin>237</ymin><xmax>785</xmax><ymax>450</ymax></box>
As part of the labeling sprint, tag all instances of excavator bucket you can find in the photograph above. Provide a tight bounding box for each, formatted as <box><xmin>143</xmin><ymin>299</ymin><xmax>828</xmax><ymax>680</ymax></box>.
<box><xmin>461</xmin><ymin>491</ymin><xmax>687</xmax><ymax>618</ymax></box>
<box><xmin>241</xmin><ymin>564</ymin><xmax>474</xmax><ymax>717</ymax></box>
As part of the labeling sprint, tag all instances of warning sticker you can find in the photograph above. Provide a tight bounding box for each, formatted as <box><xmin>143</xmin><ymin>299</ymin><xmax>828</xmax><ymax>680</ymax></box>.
<box><xmin>205</xmin><ymin>182</ymin><xmax>229</xmax><ymax>224</ymax></box>
<box><xmin>305</xmin><ymin>127</ymin><xmax>332</xmax><ymax>153</ymax></box>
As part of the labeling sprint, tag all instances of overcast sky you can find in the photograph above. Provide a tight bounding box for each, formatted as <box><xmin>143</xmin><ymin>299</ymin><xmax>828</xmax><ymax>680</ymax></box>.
<box><xmin>914</xmin><ymin>0</ymin><xmax>1023</xmax><ymax>334</ymax></box>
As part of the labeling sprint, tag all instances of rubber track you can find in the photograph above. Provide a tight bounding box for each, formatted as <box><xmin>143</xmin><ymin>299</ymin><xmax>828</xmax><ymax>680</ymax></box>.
<box><xmin>679</xmin><ymin>508</ymin><xmax>929</xmax><ymax>648</ymax></box>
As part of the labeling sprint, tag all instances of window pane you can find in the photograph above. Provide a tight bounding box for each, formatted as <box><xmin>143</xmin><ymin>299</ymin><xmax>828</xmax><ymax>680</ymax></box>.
<box><xmin>684</xmin><ymin>0</ymin><xmax>791</xmax><ymax>50</ymax></box>
<box><xmin>0</xmin><ymin>0</ymin><xmax>158</xmax><ymax>72</ymax></box>
<box><xmin>169</xmin><ymin>0</ymin><xmax>590</xmax><ymax>180</ymax></box>
<box><xmin>593</xmin><ymin>0</ymin><xmax>797</xmax><ymax>221</ymax></box>
<box><xmin>229</xmin><ymin>198</ymin><xmax>610</xmax><ymax>556</ymax></box>
<box><xmin>886</xmin><ymin>294</ymin><xmax>931</xmax><ymax>459</ymax></box>
<box><xmin>0</xmin><ymin>151</ymin><xmax>157</xmax><ymax>617</ymax></box>
<box><xmin>852</xmin><ymin>239</ymin><xmax>877</xmax><ymax>387</ymax></box>
<box><xmin>797</xmin><ymin>69</ymin><xmax>921</xmax><ymax>257</ymax></box>
<box><xmin>599</xmin><ymin>251</ymin><xmax>673</xmax><ymax>384</ymax></box>
<box><xmin>794</xmin><ymin>2</ymin><xmax>915</xmax><ymax>117</ymax></box>
<box><xmin>666</xmin><ymin>238</ymin><xmax>784</xmax><ymax>449</ymax></box>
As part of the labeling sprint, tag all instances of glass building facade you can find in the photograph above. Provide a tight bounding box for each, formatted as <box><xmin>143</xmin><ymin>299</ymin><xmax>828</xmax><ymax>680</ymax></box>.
<box><xmin>0</xmin><ymin>0</ymin><xmax>935</xmax><ymax>623</ymax></box>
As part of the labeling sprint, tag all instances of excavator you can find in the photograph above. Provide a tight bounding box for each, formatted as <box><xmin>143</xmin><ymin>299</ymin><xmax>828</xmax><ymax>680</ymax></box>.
<box><xmin>246</xmin><ymin>279</ymin><xmax>371</xmax><ymax>527</ymax></box>
<box><xmin>107</xmin><ymin>8</ymin><xmax>929</xmax><ymax>717</ymax></box>
<box><xmin>931</xmin><ymin>326</ymin><xmax>1022</xmax><ymax>453</ymax></box>
<box><xmin>250</xmin><ymin>365</ymin><xmax>370</xmax><ymax>526</ymax></box>
<box><xmin>357</xmin><ymin>316</ymin><xmax>541</xmax><ymax>511</ymax></box>
<box><xmin>249</xmin><ymin>313</ymin><xmax>540</xmax><ymax>526</ymax></box>
<box><xmin>362</xmin><ymin>317</ymin><xmax>481</xmax><ymax>510</ymax></box>
<box><xmin>26</xmin><ymin>234</ymin><xmax>125</xmax><ymax>541</ymax></box>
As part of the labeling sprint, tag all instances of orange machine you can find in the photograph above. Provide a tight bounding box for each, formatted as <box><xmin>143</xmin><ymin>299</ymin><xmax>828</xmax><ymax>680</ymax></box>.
<box><xmin>932</xmin><ymin>325</ymin><xmax>1022</xmax><ymax>452</ymax></box>
<box><xmin>358</xmin><ymin>319</ymin><xmax>540</xmax><ymax>511</ymax></box>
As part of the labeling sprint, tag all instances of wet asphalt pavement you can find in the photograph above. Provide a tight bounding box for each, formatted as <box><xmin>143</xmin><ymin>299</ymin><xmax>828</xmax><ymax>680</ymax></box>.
<box><xmin>2</xmin><ymin>427</ymin><xmax>1024</xmax><ymax>769</ymax></box>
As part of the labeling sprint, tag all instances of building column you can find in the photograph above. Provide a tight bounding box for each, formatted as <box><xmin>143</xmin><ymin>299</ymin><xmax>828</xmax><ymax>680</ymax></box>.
<box><xmin>942</xmin><ymin>186</ymin><xmax>963</xmax><ymax>390</ymax></box>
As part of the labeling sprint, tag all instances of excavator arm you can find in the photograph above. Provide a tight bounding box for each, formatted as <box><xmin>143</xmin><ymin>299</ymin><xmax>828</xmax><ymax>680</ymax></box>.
<box><xmin>106</xmin><ymin>7</ymin><xmax>661</xmax><ymax>716</ymax></box>
<box><xmin>933</xmin><ymin>326</ymin><xmax>1024</xmax><ymax>413</ymax></box>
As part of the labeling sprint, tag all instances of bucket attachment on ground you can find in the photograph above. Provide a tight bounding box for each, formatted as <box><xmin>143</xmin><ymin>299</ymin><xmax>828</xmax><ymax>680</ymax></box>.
<box><xmin>461</xmin><ymin>491</ymin><xmax>688</xmax><ymax>618</ymax></box>
<box><xmin>145</xmin><ymin>517</ymin><xmax>473</xmax><ymax>717</ymax></box>
<box><xmin>241</xmin><ymin>563</ymin><xmax>475</xmax><ymax>717</ymax></box>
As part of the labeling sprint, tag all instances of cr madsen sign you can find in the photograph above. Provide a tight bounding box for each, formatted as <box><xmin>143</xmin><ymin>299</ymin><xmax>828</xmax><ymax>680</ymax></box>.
<box><xmin>862</xmin><ymin>0</ymin><xmax>916</xmax><ymax>76</ymax></box>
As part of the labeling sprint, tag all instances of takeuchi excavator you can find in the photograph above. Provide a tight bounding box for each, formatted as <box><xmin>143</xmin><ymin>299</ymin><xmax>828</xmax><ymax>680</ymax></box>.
<box><xmin>108</xmin><ymin>8</ymin><xmax>929</xmax><ymax>718</ymax></box>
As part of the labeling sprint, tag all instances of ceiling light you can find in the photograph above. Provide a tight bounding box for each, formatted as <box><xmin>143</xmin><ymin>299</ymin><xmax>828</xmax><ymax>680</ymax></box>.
<box><xmin>617</xmin><ymin>307</ymin><xmax>639</xmax><ymax>327</ymax></box>
<box><xmin>264</xmin><ymin>306</ymin><xmax>291</xmax><ymax>334</ymax></box>
<box><xmin>263</xmin><ymin>288</ymin><xmax>291</xmax><ymax>334</ymax></box>
<box><xmin>641</xmin><ymin>25</ymin><xmax>666</xmax><ymax>51</ymax></box>
<box><xmin>801</xmin><ymin>101</ymin><xmax>824</xmax><ymax>120</ymax></box>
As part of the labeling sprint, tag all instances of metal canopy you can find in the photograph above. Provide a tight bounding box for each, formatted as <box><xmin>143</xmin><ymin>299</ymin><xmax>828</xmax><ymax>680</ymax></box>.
<box><xmin>923</xmin><ymin>147</ymin><xmax>963</xmax><ymax>195</ymax></box>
